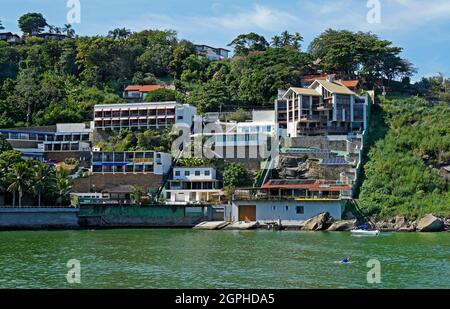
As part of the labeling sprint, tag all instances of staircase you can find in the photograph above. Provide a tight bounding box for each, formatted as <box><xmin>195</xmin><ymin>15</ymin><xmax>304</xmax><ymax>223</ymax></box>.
<box><xmin>253</xmin><ymin>156</ymin><xmax>274</xmax><ymax>188</ymax></box>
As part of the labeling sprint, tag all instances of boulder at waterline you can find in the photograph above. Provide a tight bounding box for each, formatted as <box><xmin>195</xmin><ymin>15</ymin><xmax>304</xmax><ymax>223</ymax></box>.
<box><xmin>302</xmin><ymin>212</ymin><xmax>330</xmax><ymax>231</ymax></box>
<box><xmin>327</xmin><ymin>220</ymin><xmax>356</xmax><ymax>231</ymax></box>
<box><xmin>417</xmin><ymin>214</ymin><xmax>444</xmax><ymax>232</ymax></box>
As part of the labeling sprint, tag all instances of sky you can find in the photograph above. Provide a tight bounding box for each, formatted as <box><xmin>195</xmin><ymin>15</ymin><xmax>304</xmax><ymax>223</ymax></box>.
<box><xmin>1</xmin><ymin>0</ymin><xmax>450</xmax><ymax>80</ymax></box>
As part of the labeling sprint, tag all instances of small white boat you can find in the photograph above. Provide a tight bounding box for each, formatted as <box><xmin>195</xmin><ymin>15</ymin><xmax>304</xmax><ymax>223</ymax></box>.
<box><xmin>351</xmin><ymin>229</ymin><xmax>380</xmax><ymax>236</ymax></box>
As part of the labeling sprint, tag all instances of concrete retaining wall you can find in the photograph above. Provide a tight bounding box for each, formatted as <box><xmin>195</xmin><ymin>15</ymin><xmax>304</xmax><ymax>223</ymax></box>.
<box><xmin>78</xmin><ymin>205</ymin><xmax>209</xmax><ymax>228</ymax></box>
<box><xmin>0</xmin><ymin>207</ymin><xmax>80</xmax><ymax>230</ymax></box>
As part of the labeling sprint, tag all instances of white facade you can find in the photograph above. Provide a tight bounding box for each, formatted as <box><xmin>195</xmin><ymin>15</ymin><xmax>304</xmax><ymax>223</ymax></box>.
<box><xmin>172</xmin><ymin>167</ymin><xmax>216</xmax><ymax>181</ymax></box>
<box><xmin>165</xmin><ymin>167</ymin><xmax>222</xmax><ymax>205</ymax></box>
<box><xmin>93</xmin><ymin>102</ymin><xmax>197</xmax><ymax>130</ymax></box>
<box><xmin>195</xmin><ymin>45</ymin><xmax>230</xmax><ymax>61</ymax></box>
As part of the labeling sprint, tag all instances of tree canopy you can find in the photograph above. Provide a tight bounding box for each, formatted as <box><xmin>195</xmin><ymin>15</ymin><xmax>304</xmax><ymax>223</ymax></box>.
<box><xmin>18</xmin><ymin>13</ymin><xmax>47</xmax><ymax>36</ymax></box>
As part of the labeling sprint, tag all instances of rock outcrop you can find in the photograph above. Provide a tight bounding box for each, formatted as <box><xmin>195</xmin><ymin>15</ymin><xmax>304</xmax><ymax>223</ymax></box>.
<box><xmin>327</xmin><ymin>220</ymin><xmax>356</xmax><ymax>231</ymax></box>
<box><xmin>302</xmin><ymin>212</ymin><xmax>330</xmax><ymax>231</ymax></box>
<box><xmin>417</xmin><ymin>214</ymin><xmax>445</xmax><ymax>232</ymax></box>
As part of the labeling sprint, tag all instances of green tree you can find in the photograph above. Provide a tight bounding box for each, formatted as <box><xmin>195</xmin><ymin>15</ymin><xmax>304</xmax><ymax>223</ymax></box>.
<box><xmin>131</xmin><ymin>185</ymin><xmax>145</xmax><ymax>205</ymax></box>
<box><xmin>18</xmin><ymin>13</ymin><xmax>47</xmax><ymax>36</ymax></box>
<box><xmin>228</xmin><ymin>33</ymin><xmax>269</xmax><ymax>55</ymax></box>
<box><xmin>144</xmin><ymin>88</ymin><xmax>177</xmax><ymax>102</ymax></box>
<box><xmin>55</xmin><ymin>169</ymin><xmax>72</xmax><ymax>206</ymax></box>
<box><xmin>108</xmin><ymin>28</ymin><xmax>132</xmax><ymax>39</ymax></box>
<box><xmin>31</xmin><ymin>163</ymin><xmax>55</xmax><ymax>207</ymax></box>
<box><xmin>7</xmin><ymin>162</ymin><xmax>32</xmax><ymax>207</ymax></box>
<box><xmin>62</xmin><ymin>24</ymin><xmax>75</xmax><ymax>38</ymax></box>
<box><xmin>228</xmin><ymin>108</ymin><xmax>249</xmax><ymax>122</ymax></box>
<box><xmin>223</xmin><ymin>163</ymin><xmax>251</xmax><ymax>188</ymax></box>
<box><xmin>187</xmin><ymin>79</ymin><xmax>232</xmax><ymax>113</ymax></box>
<box><xmin>0</xmin><ymin>135</ymin><xmax>12</xmax><ymax>152</ymax></box>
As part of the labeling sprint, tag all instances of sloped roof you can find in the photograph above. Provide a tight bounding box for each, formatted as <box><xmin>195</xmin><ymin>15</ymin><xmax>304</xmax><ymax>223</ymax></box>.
<box><xmin>339</xmin><ymin>80</ymin><xmax>359</xmax><ymax>88</ymax></box>
<box><xmin>283</xmin><ymin>87</ymin><xmax>321</xmax><ymax>98</ymax></box>
<box><xmin>313</xmin><ymin>80</ymin><xmax>355</xmax><ymax>95</ymax></box>
<box><xmin>125</xmin><ymin>85</ymin><xmax>162</xmax><ymax>92</ymax></box>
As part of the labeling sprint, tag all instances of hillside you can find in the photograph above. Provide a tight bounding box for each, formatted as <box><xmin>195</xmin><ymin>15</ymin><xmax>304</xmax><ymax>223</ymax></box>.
<box><xmin>358</xmin><ymin>96</ymin><xmax>450</xmax><ymax>219</ymax></box>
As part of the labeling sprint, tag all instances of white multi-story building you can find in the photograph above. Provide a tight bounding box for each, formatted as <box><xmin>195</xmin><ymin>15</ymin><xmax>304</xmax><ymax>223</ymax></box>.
<box><xmin>195</xmin><ymin>44</ymin><xmax>230</xmax><ymax>61</ymax></box>
<box><xmin>93</xmin><ymin>102</ymin><xmax>197</xmax><ymax>130</ymax></box>
<box><xmin>91</xmin><ymin>151</ymin><xmax>171</xmax><ymax>175</ymax></box>
<box><xmin>165</xmin><ymin>167</ymin><xmax>222</xmax><ymax>204</ymax></box>
<box><xmin>282</xmin><ymin>76</ymin><xmax>368</xmax><ymax>137</ymax></box>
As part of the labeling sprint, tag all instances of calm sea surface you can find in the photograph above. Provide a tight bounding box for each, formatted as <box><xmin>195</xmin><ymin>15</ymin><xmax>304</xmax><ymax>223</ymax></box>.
<box><xmin>0</xmin><ymin>229</ymin><xmax>448</xmax><ymax>288</ymax></box>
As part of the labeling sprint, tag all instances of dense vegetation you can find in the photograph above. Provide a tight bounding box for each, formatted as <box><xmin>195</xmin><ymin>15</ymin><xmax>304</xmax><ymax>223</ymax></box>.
<box><xmin>0</xmin><ymin>150</ymin><xmax>72</xmax><ymax>206</ymax></box>
<box><xmin>1</xmin><ymin>12</ymin><xmax>431</xmax><ymax>129</ymax></box>
<box><xmin>359</xmin><ymin>97</ymin><xmax>450</xmax><ymax>219</ymax></box>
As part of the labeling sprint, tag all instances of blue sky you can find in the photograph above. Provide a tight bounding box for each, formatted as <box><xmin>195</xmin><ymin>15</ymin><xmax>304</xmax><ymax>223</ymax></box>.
<box><xmin>2</xmin><ymin>0</ymin><xmax>450</xmax><ymax>79</ymax></box>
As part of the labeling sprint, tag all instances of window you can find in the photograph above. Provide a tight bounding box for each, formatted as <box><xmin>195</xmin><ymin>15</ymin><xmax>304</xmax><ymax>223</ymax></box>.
<box><xmin>177</xmin><ymin>115</ymin><xmax>183</xmax><ymax>120</ymax></box>
<box><xmin>195</xmin><ymin>170</ymin><xmax>201</xmax><ymax>176</ymax></box>
<box><xmin>296</xmin><ymin>206</ymin><xmax>304</xmax><ymax>214</ymax></box>
<box><xmin>184</xmin><ymin>171</ymin><xmax>190</xmax><ymax>176</ymax></box>
<box><xmin>272</xmin><ymin>206</ymin><xmax>276</xmax><ymax>211</ymax></box>
<box><xmin>204</xmin><ymin>170</ymin><xmax>210</xmax><ymax>176</ymax></box>
<box><xmin>285</xmin><ymin>206</ymin><xmax>289</xmax><ymax>211</ymax></box>
<box><xmin>175</xmin><ymin>171</ymin><xmax>181</xmax><ymax>176</ymax></box>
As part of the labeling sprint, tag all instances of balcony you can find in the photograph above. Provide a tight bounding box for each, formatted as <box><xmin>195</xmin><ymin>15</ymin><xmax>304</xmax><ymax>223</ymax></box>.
<box><xmin>316</xmin><ymin>103</ymin><xmax>333</xmax><ymax>111</ymax></box>
<box><xmin>297</xmin><ymin>126</ymin><xmax>350</xmax><ymax>135</ymax></box>
<box><xmin>299</xmin><ymin>115</ymin><xmax>320</xmax><ymax>123</ymax></box>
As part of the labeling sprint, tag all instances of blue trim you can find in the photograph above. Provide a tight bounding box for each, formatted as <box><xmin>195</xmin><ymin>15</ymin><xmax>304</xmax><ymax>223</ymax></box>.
<box><xmin>0</xmin><ymin>129</ymin><xmax>56</xmax><ymax>135</ymax></box>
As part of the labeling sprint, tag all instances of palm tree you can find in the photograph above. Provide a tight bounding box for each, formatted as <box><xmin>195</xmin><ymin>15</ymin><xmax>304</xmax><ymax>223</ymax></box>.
<box><xmin>63</xmin><ymin>24</ymin><xmax>75</xmax><ymax>38</ymax></box>
<box><xmin>108</xmin><ymin>28</ymin><xmax>131</xmax><ymax>39</ymax></box>
<box><xmin>0</xmin><ymin>19</ymin><xmax>4</xmax><ymax>31</ymax></box>
<box><xmin>271</xmin><ymin>35</ymin><xmax>282</xmax><ymax>48</ymax></box>
<box><xmin>47</xmin><ymin>25</ymin><xmax>56</xmax><ymax>34</ymax></box>
<box><xmin>7</xmin><ymin>162</ymin><xmax>32</xmax><ymax>207</ymax></box>
<box><xmin>55</xmin><ymin>169</ymin><xmax>72</xmax><ymax>206</ymax></box>
<box><xmin>281</xmin><ymin>30</ymin><xmax>293</xmax><ymax>47</ymax></box>
<box><xmin>31</xmin><ymin>163</ymin><xmax>55</xmax><ymax>207</ymax></box>
<box><xmin>292</xmin><ymin>32</ymin><xmax>304</xmax><ymax>50</ymax></box>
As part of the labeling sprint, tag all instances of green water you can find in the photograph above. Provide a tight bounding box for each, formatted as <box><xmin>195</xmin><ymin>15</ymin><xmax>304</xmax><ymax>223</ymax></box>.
<box><xmin>0</xmin><ymin>229</ymin><xmax>448</xmax><ymax>288</ymax></box>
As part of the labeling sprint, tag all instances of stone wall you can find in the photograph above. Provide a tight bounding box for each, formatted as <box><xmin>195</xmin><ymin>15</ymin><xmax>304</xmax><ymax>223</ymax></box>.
<box><xmin>72</xmin><ymin>173</ymin><xmax>164</xmax><ymax>192</ymax></box>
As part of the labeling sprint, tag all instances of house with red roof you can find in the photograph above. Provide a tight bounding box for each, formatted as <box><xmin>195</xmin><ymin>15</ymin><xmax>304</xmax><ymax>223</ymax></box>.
<box><xmin>230</xmin><ymin>179</ymin><xmax>352</xmax><ymax>222</ymax></box>
<box><xmin>123</xmin><ymin>85</ymin><xmax>163</xmax><ymax>102</ymax></box>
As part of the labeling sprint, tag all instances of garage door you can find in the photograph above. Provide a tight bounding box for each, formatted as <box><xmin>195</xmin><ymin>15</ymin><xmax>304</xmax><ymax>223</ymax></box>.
<box><xmin>239</xmin><ymin>205</ymin><xmax>256</xmax><ymax>221</ymax></box>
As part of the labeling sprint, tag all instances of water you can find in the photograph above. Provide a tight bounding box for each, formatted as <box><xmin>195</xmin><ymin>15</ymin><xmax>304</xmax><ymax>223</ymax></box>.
<box><xmin>0</xmin><ymin>229</ymin><xmax>448</xmax><ymax>288</ymax></box>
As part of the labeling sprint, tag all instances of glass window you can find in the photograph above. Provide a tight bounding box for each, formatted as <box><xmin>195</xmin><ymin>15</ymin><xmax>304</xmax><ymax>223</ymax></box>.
<box><xmin>204</xmin><ymin>170</ymin><xmax>210</xmax><ymax>176</ymax></box>
<box><xmin>195</xmin><ymin>170</ymin><xmax>201</xmax><ymax>176</ymax></box>
<box><xmin>175</xmin><ymin>171</ymin><xmax>181</xmax><ymax>176</ymax></box>
<box><xmin>296</xmin><ymin>206</ymin><xmax>304</xmax><ymax>214</ymax></box>
<box><xmin>272</xmin><ymin>206</ymin><xmax>276</xmax><ymax>211</ymax></box>
<box><xmin>185</xmin><ymin>171</ymin><xmax>190</xmax><ymax>176</ymax></box>
<box><xmin>285</xmin><ymin>206</ymin><xmax>289</xmax><ymax>211</ymax></box>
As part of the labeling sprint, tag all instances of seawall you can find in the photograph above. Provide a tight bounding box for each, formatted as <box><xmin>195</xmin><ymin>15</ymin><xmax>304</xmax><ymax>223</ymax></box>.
<box><xmin>0</xmin><ymin>207</ymin><xmax>80</xmax><ymax>230</ymax></box>
<box><xmin>78</xmin><ymin>205</ymin><xmax>208</xmax><ymax>228</ymax></box>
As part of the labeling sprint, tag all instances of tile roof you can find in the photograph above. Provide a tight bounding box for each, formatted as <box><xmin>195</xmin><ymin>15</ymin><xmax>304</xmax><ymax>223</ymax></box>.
<box><xmin>339</xmin><ymin>80</ymin><xmax>359</xmax><ymax>88</ymax></box>
<box><xmin>125</xmin><ymin>85</ymin><xmax>162</xmax><ymax>92</ymax></box>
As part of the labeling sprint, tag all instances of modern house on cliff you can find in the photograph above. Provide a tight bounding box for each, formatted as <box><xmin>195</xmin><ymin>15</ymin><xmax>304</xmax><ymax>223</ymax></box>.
<box><xmin>281</xmin><ymin>76</ymin><xmax>368</xmax><ymax>137</ymax></box>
